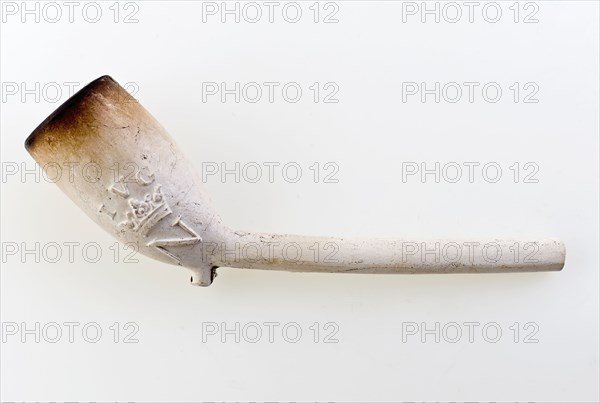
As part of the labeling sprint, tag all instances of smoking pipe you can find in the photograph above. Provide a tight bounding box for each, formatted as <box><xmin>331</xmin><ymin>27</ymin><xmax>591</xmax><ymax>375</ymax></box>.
<box><xmin>25</xmin><ymin>76</ymin><xmax>565</xmax><ymax>286</ymax></box>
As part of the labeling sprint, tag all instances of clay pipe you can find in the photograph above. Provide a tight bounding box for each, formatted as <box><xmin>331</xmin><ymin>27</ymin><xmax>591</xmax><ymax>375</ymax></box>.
<box><xmin>25</xmin><ymin>76</ymin><xmax>566</xmax><ymax>286</ymax></box>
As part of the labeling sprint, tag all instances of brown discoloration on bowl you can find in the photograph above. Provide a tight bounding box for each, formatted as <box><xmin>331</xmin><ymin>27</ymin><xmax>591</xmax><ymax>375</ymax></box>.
<box><xmin>27</xmin><ymin>75</ymin><xmax>114</xmax><ymax>151</ymax></box>
<box><xmin>26</xmin><ymin>75</ymin><xmax>148</xmax><ymax>169</ymax></box>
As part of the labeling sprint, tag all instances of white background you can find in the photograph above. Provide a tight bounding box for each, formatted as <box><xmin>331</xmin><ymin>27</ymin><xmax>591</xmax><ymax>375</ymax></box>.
<box><xmin>1</xmin><ymin>1</ymin><xmax>598</xmax><ymax>401</ymax></box>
